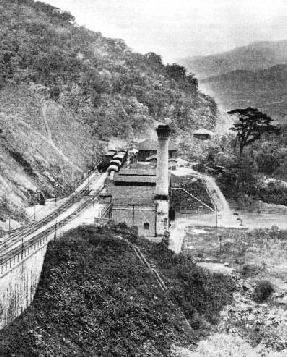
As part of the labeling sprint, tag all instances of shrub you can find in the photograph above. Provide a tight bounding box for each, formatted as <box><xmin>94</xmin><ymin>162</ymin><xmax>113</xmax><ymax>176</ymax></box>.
<box><xmin>240</xmin><ymin>264</ymin><xmax>262</xmax><ymax>277</ymax></box>
<box><xmin>252</xmin><ymin>280</ymin><xmax>274</xmax><ymax>303</ymax></box>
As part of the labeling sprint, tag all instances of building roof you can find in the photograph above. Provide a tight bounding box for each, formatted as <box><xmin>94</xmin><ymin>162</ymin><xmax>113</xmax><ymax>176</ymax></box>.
<box><xmin>119</xmin><ymin>168</ymin><xmax>156</xmax><ymax>176</ymax></box>
<box><xmin>193</xmin><ymin>128</ymin><xmax>214</xmax><ymax>136</ymax></box>
<box><xmin>105</xmin><ymin>150</ymin><xmax>117</xmax><ymax>156</ymax></box>
<box><xmin>137</xmin><ymin>139</ymin><xmax>177</xmax><ymax>151</ymax></box>
<box><xmin>112</xmin><ymin>196</ymin><xmax>155</xmax><ymax>205</ymax></box>
<box><xmin>114</xmin><ymin>174</ymin><xmax>157</xmax><ymax>184</ymax></box>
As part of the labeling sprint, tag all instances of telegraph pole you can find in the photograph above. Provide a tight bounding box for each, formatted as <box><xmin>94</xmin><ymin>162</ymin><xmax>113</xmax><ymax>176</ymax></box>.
<box><xmin>54</xmin><ymin>219</ymin><xmax>57</xmax><ymax>240</ymax></box>
<box><xmin>21</xmin><ymin>236</ymin><xmax>24</xmax><ymax>259</ymax></box>
<box><xmin>8</xmin><ymin>217</ymin><xmax>11</xmax><ymax>240</ymax></box>
<box><xmin>55</xmin><ymin>182</ymin><xmax>59</xmax><ymax>206</ymax></box>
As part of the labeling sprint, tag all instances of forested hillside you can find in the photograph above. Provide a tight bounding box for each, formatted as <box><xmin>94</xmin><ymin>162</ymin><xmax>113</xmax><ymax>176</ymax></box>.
<box><xmin>181</xmin><ymin>40</ymin><xmax>287</xmax><ymax>79</ymax></box>
<box><xmin>201</xmin><ymin>64</ymin><xmax>287</xmax><ymax>123</ymax></box>
<box><xmin>0</xmin><ymin>0</ymin><xmax>217</xmax><ymax>136</ymax></box>
<box><xmin>0</xmin><ymin>0</ymin><xmax>217</xmax><ymax>225</ymax></box>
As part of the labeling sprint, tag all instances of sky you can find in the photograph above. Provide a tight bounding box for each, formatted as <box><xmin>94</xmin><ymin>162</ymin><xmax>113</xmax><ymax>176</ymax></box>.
<box><xmin>45</xmin><ymin>0</ymin><xmax>287</xmax><ymax>62</ymax></box>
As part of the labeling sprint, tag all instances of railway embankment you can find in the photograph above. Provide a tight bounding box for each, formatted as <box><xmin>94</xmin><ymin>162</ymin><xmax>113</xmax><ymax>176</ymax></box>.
<box><xmin>0</xmin><ymin>172</ymin><xmax>107</xmax><ymax>330</ymax></box>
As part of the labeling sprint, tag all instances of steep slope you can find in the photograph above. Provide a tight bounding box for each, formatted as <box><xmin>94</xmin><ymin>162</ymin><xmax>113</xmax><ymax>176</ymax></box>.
<box><xmin>0</xmin><ymin>84</ymin><xmax>96</xmax><ymax>227</ymax></box>
<box><xmin>0</xmin><ymin>0</ymin><xmax>217</xmax><ymax>226</ymax></box>
<box><xmin>181</xmin><ymin>40</ymin><xmax>287</xmax><ymax>79</ymax></box>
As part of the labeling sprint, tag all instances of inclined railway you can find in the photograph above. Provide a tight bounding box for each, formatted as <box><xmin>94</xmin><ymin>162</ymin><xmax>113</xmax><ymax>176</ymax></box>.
<box><xmin>0</xmin><ymin>171</ymin><xmax>103</xmax><ymax>265</ymax></box>
<box><xmin>0</xmin><ymin>149</ymin><xmax>129</xmax><ymax>265</ymax></box>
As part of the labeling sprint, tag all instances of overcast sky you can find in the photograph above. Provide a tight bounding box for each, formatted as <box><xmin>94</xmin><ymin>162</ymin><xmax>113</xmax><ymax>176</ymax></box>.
<box><xmin>45</xmin><ymin>0</ymin><xmax>287</xmax><ymax>62</ymax></box>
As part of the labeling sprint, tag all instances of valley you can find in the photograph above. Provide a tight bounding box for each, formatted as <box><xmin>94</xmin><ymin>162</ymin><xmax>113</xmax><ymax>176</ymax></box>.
<box><xmin>181</xmin><ymin>40</ymin><xmax>287</xmax><ymax>123</ymax></box>
<box><xmin>1</xmin><ymin>0</ymin><xmax>287</xmax><ymax>356</ymax></box>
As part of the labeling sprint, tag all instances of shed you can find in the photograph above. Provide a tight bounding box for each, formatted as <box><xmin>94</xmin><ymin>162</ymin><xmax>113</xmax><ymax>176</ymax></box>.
<box><xmin>193</xmin><ymin>129</ymin><xmax>213</xmax><ymax>140</ymax></box>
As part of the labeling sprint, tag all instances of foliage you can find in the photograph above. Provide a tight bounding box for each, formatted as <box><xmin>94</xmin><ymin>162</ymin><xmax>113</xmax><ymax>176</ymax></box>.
<box><xmin>170</xmin><ymin>177</ymin><xmax>214</xmax><ymax>212</ymax></box>
<box><xmin>258</xmin><ymin>183</ymin><xmax>287</xmax><ymax>206</ymax></box>
<box><xmin>137</xmin><ymin>239</ymin><xmax>235</xmax><ymax>332</ymax></box>
<box><xmin>0</xmin><ymin>0</ymin><xmax>216</xmax><ymax>141</ymax></box>
<box><xmin>209</xmin><ymin>124</ymin><xmax>287</xmax><ymax>207</ymax></box>
<box><xmin>252</xmin><ymin>280</ymin><xmax>274</xmax><ymax>303</ymax></box>
<box><xmin>0</xmin><ymin>226</ymin><xmax>190</xmax><ymax>356</ymax></box>
<box><xmin>0</xmin><ymin>226</ymin><xmax>236</xmax><ymax>356</ymax></box>
<box><xmin>228</xmin><ymin>107</ymin><xmax>280</xmax><ymax>157</ymax></box>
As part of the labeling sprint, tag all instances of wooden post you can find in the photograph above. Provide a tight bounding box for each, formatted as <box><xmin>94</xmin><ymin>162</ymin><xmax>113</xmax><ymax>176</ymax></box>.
<box><xmin>8</xmin><ymin>217</ymin><xmax>11</xmax><ymax>243</ymax></box>
<box><xmin>54</xmin><ymin>220</ymin><xmax>57</xmax><ymax>240</ymax></box>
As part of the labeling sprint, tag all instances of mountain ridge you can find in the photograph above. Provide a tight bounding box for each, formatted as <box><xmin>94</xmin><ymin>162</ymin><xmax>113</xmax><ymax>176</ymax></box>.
<box><xmin>200</xmin><ymin>63</ymin><xmax>287</xmax><ymax>122</ymax></box>
<box><xmin>180</xmin><ymin>39</ymin><xmax>287</xmax><ymax>79</ymax></box>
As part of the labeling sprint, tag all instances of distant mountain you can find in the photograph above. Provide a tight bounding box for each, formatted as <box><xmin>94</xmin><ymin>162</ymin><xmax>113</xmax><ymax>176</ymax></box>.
<box><xmin>201</xmin><ymin>64</ymin><xmax>287</xmax><ymax>122</ymax></box>
<box><xmin>181</xmin><ymin>40</ymin><xmax>287</xmax><ymax>79</ymax></box>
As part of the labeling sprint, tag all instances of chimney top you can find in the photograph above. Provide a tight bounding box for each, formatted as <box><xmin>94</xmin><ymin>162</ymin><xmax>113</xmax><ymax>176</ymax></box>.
<box><xmin>156</xmin><ymin>124</ymin><xmax>171</xmax><ymax>139</ymax></box>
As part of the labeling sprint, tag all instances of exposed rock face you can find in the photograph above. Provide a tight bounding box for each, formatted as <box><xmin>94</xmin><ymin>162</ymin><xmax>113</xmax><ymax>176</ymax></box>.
<box><xmin>0</xmin><ymin>85</ymin><xmax>96</xmax><ymax>226</ymax></box>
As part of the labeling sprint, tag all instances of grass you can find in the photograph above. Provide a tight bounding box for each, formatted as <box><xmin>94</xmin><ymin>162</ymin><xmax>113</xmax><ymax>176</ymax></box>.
<box><xmin>182</xmin><ymin>225</ymin><xmax>287</xmax><ymax>280</ymax></box>
<box><xmin>136</xmin><ymin>234</ymin><xmax>235</xmax><ymax>330</ymax></box>
<box><xmin>0</xmin><ymin>225</ymin><xmax>235</xmax><ymax>356</ymax></box>
<box><xmin>181</xmin><ymin>225</ymin><xmax>287</xmax><ymax>354</ymax></box>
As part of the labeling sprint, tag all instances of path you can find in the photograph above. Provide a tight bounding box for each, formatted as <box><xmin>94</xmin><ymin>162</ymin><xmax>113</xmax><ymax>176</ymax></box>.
<box><xmin>169</xmin><ymin>167</ymin><xmax>242</xmax><ymax>254</ymax></box>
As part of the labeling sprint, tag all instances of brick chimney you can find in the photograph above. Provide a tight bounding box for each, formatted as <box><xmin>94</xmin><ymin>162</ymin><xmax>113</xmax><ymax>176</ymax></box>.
<box><xmin>154</xmin><ymin>124</ymin><xmax>170</xmax><ymax>237</ymax></box>
<box><xmin>155</xmin><ymin>124</ymin><xmax>170</xmax><ymax>199</ymax></box>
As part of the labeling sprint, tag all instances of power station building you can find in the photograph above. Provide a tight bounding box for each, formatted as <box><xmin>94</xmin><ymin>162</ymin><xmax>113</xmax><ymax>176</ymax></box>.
<box><xmin>106</xmin><ymin>124</ymin><xmax>171</xmax><ymax>239</ymax></box>
<box><xmin>137</xmin><ymin>138</ymin><xmax>177</xmax><ymax>162</ymax></box>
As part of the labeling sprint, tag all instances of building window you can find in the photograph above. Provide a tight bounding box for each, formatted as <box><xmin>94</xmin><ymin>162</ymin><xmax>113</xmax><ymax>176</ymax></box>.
<box><xmin>144</xmin><ymin>222</ymin><xmax>149</xmax><ymax>230</ymax></box>
<box><xmin>164</xmin><ymin>218</ymin><xmax>168</xmax><ymax>228</ymax></box>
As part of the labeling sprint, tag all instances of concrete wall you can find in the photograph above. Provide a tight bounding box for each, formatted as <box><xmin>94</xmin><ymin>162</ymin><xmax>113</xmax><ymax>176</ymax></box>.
<box><xmin>111</xmin><ymin>205</ymin><xmax>156</xmax><ymax>237</ymax></box>
<box><xmin>155</xmin><ymin>200</ymin><xmax>169</xmax><ymax>237</ymax></box>
<box><xmin>0</xmin><ymin>236</ymin><xmax>48</xmax><ymax>330</ymax></box>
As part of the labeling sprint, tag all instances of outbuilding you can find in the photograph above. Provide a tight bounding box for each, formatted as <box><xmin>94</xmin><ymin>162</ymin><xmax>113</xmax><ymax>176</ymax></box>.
<box><xmin>193</xmin><ymin>128</ymin><xmax>213</xmax><ymax>140</ymax></box>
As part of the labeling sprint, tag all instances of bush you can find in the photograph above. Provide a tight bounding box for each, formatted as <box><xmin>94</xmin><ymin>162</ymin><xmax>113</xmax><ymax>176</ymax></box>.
<box><xmin>252</xmin><ymin>280</ymin><xmax>274</xmax><ymax>303</ymax></box>
<box><xmin>240</xmin><ymin>263</ymin><xmax>262</xmax><ymax>277</ymax></box>
<box><xmin>0</xmin><ymin>226</ymin><xmax>191</xmax><ymax>356</ymax></box>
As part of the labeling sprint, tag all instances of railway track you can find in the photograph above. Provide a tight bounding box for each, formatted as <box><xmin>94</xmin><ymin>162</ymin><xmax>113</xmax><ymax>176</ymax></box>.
<box><xmin>0</xmin><ymin>172</ymin><xmax>104</xmax><ymax>263</ymax></box>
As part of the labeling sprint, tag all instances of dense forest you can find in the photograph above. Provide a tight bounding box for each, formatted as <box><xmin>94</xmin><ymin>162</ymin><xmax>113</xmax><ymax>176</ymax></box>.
<box><xmin>0</xmin><ymin>0</ymin><xmax>217</xmax><ymax>139</ymax></box>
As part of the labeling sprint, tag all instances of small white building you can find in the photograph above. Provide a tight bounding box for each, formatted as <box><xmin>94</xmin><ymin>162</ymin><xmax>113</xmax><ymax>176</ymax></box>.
<box><xmin>193</xmin><ymin>128</ymin><xmax>214</xmax><ymax>140</ymax></box>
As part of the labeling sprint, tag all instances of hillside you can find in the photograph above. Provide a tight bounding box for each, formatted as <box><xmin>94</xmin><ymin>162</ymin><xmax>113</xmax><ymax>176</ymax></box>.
<box><xmin>180</xmin><ymin>40</ymin><xmax>287</xmax><ymax>123</ymax></box>
<box><xmin>0</xmin><ymin>85</ymin><xmax>96</xmax><ymax>225</ymax></box>
<box><xmin>201</xmin><ymin>64</ymin><xmax>287</xmax><ymax>122</ymax></box>
<box><xmin>0</xmin><ymin>225</ymin><xmax>235</xmax><ymax>356</ymax></box>
<box><xmin>181</xmin><ymin>40</ymin><xmax>287</xmax><ymax>79</ymax></box>
<box><xmin>0</xmin><ymin>0</ymin><xmax>217</xmax><ymax>226</ymax></box>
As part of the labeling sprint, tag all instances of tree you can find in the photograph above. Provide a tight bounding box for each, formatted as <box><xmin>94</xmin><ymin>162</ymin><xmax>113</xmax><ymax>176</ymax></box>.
<box><xmin>166</xmin><ymin>63</ymin><xmax>186</xmax><ymax>80</ymax></box>
<box><xmin>228</xmin><ymin>107</ymin><xmax>280</xmax><ymax>157</ymax></box>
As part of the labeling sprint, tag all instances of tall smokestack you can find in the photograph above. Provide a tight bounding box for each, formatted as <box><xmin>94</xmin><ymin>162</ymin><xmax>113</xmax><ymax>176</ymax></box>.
<box><xmin>155</xmin><ymin>124</ymin><xmax>171</xmax><ymax>199</ymax></box>
<box><xmin>154</xmin><ymin>124</ymin><xmax>170</xmax><ymax>238</ymax></box>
